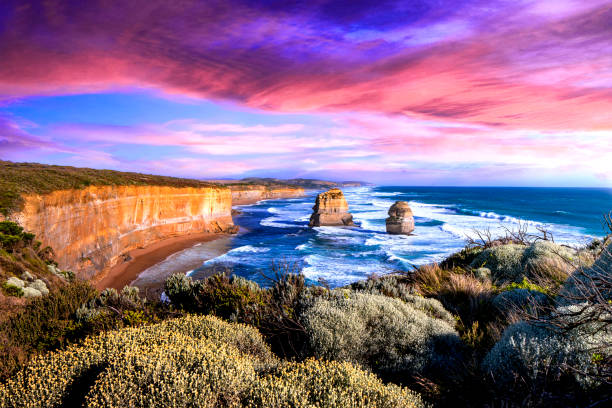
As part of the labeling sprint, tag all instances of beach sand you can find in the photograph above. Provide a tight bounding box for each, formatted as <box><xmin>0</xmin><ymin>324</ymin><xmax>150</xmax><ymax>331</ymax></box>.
<box><xmin>94</xmin><ymin>232</ymin><xmax>231</xmax><ymax>294</ymax></box>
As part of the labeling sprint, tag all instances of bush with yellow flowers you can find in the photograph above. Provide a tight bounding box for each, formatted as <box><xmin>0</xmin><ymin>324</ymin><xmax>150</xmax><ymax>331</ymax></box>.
<box><xmin>245</xmin><ymin>358</ymin><xmax>425</xmax><ymax>408</ymax></box>
<box><xmin>0</xmin><ymin>314</ymin><xmax>425</xmax><ymax>408</ymax></box>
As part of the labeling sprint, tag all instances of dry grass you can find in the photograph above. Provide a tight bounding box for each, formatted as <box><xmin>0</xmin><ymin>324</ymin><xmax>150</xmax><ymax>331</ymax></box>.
<box><xmin>410</xmin><ymin>264</ymin><xmax>451</xmax><ymax>296</ymax></box>
<box><xmin>442</xmin><ymin>273</ymin><xmax>493</xmax><ymax>299</ymax></box>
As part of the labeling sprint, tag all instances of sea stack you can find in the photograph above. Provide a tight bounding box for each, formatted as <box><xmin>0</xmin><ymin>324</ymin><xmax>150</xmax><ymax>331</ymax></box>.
<box><xmin>385</xmin><ymin>201</ymin><xmax>415</xmax><ymax>235</ymax></box>
<box><xmin>309</xmin><ymin>188</ymin><xmax>355</xmax><ymax>227</ymax></box>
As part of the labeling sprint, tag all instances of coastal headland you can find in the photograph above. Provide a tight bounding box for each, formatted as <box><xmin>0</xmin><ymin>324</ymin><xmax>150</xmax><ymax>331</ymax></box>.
<box><xmin>0</xmin><ymin>162</ymin><xmax>340</xmax><ymax>289</ymax></box>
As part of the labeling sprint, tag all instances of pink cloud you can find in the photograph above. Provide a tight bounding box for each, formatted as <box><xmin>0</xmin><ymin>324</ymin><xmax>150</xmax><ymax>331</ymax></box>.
<box><xmin>0</xmin><ymin>1</ymin><xmax>611</xmax><ymax>131</ymax></box>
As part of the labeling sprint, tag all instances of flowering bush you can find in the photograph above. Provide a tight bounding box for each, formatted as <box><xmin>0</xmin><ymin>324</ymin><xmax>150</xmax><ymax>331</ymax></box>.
<box><xmin>245</xmin><ymin>358</ymin><xmax>425</xmax><ymax>408</ymax></box>
<box><xmin>0</xmin><ymin>315</ymin><xmax>274</xmax><ymax>407</ymax></box>
<box><xmin>0</xmin><ymin>314</ymin><xmax>425</xmax><ymax>407</ymax></box>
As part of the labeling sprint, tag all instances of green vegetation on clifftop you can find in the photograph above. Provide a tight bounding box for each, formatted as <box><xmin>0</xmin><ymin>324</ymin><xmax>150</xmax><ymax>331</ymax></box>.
<box><xmin>0</xmin><ymin>161</ymin><xmax>217</xmax><ymax>215</ymax></box>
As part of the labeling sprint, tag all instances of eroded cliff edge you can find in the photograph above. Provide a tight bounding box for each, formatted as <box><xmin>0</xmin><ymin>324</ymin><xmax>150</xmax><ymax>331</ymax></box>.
<box><xmin>9</xmin><ymin>185</ymin><xmax>235</xmax><ymax>280</ymax></box>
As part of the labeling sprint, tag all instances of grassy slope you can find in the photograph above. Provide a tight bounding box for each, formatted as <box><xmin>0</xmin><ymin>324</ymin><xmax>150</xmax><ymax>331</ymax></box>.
<box><xmin>0</xmin><ymin>161</ymin><xmax>219</xmax><ymax>216</ymax></box>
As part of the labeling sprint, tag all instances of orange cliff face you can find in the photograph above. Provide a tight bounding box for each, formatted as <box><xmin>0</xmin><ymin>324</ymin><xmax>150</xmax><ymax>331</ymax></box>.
<box><xmin>9</xmin><ymin>185</ymin><xmax>235</xmax><ymax>280</ymax></box>
<box><xmin>230</xmin><ymin>185</ymin><xmax>304</xmax><ymax>205</ymax></box>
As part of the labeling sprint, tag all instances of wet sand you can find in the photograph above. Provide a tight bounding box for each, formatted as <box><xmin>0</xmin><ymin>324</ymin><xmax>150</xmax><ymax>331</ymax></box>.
<box><xmin>95</xmin><ymin>233</ymin><xmax>228</xmax><ymax>292</ymax></box>
<box><xmin>130</xmin><ymin>235</ymin><xmax>233</xmax><ymax>299</ymax></box>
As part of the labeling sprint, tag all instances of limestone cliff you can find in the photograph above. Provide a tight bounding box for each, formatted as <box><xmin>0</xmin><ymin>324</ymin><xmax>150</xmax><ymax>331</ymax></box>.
<box><xmin>9</xmin><ymin>185</ymin><xmax>235</xmax><ymax>280</ymax></box>
<box><xmin>309</xmin><ymin>188</ymin><xmax>355</xmax><ymax>227</ymax></box>
<box><xmin>230</xmin><ymin>185</ymin><xmax>304</xmax><ymax>205</ymax></box>
<box><xmin>386</xmin><ymin>201</ymin><xmax>415</xmax><ymax>235</ymax></box>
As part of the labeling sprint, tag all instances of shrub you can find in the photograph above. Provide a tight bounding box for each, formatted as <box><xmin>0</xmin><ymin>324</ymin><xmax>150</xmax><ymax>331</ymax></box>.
<box><xmin>47</xmin><ymin>264</ymin><xmax>74</xmax><ymax>281</ymax></box>
<box><xmin>0</xmin><ymin>221</ymin><xmax>34</xmax><ymax>252</ymax></box>
<box><xmin>85</xmin><ymin>337</ymin><xmax>255</xmax><ymax>407</ymax></box>
<box><xmin>0</xmin><ymin>315</ymin><xmax>426</xmax><ymax>408</ymax></box>
<box><xmin>349</xmin><ymin>274</ymin><xmax>455</xmax><ymax>326</ymax></box>
<box><xmin>503</xmin><ymin>276</ymin><xmax>549</xmax><ymax>295</ymax></box>
<box><xmin>76</xmin><ymin>286</ymin><xmax>147</xmax><ymax>323</ymax></box>
<box><xmin>435</xmin><ymin>273</ymin><xmax>494</xmax><ymax>321</ymax></box>
<box><xmin>0</xmin><ymin>281</ymin><xmax>96</xmax><ymax>380</ymax></box>
<box><xmin>5</xmin><ymin>276</ymin><xmax>25</xmax><ymax>288</ymax></box>
<box><xmin>259</xmin><ymin>272</ymin><xmax>309</xmax><ymax>358</ymax></box>
<box><xmin>22</xmin><ymin>286</ymin><xmax>42</xmax><ymax>298</ymax></box>
<box><xmin>165</xmin><ymin>273</ymin><xmax>268</xmax><ymax>319</ymax></box>
<box><xmin>164</xmin><ymin>273</ymin><xmax>196</xmax><ymax>308</ymax></box>
<box><xmin>29</xmin><ymin>279</ymin><xmax>49</xmax><ymax>296</ymax></box>
<box><xmin>299</xmin><ymin>290</ymin><xmax>461</xmax><ymax>376</ymax></box>
<box><xmin>196</xmin><ymin>274</ymin><xmax>269</xmax><ymax>323</ymax></box>
<box><xmin>164</xmin><ymin>272</ymin><xmax>309</xmax><ymax>359</ymax></box>
<box><xmin>522</xmin><ymin>241</ymin><xmax>583</xmax><ymax>288</ymax></box>
<box><xmin>440</xmin><ymin>246</ymin><xmax>484</xmax><ymax>270</ymax></box>
<box><xmin>469</xmin><ymin>241</ymin><xmax>586</xmax><ymax>286</ymax></box>
<box><xmin>491</xmin><ymin>289</ymin><xmax>550</xmax><ymax>315</ymax></box>
<box><xmin>522</xmin><ymin>240</ymin><xmax>573</xmax><ymax>264</ymax></box>
<box><xmin>561</xmin><ymin>242</ymin><xmax>612</xmax><ymax>303</ymax></box>
<box><xmin>470</xmin><ymin>244</ymin><xmax>526</xmax><ymax>283</ymax></box>
<box><xmin>245</xmin><ymin>358</ymin><xmax>426</xmax><ymax>408</ymax></box>
<box><xmin>155</xmin><ymin>314</ymin><xmax>276</xmax><ymax>367</ymax></box>
<box><xmin>3</xmin><ymin>281</ymin><xmax>96</xmax><ymax>350</ymax></box>
<box><xmin>482</xmin><ymin>307</ymin><xmax>611</xmax><ymax>393</ymax></box>
<box><xmin>0</xmin><ymin>315</ymin><xmax>274</xmax><ymax>407</ymax></box>
<box><xmin>472</xmin><ymin>267</ymin><xmax>491</xmax><ymax>281</ymax></box>
<box><xmin>1</xmin><ymin>282</ymin><xmax>23</xmax><ymax>297</ymax></box>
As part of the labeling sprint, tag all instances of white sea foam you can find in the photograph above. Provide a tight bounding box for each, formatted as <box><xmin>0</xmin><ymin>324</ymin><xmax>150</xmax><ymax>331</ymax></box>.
<box><xmin>371</xmin><ymin>191</ymin><xmax>402</xmax><ymax>197</ymax></box>
<box><xmin>371</xmin><ymin>199</ymin><xmax>394</xmax><ymax>208</ymax></box>
<box><xmin>260</xmin><ymin>217</ymin><xmax>299</xmax><ymax>229</ymax></box>
<box><xmin>230</xmin><ymin>245</ymin><xmax>270</xmax><ymax>253</ymax></box>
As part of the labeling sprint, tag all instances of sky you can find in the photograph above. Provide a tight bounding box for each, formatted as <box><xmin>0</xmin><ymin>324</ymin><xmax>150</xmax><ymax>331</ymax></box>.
<box><xmin>0</xmin><ymin>0</ymin><xmax>611</xmax><ymax>186</ymax></box>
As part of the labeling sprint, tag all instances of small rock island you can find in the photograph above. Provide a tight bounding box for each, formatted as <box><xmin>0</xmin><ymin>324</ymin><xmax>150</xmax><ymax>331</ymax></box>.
<box><xmin>309</xmin><ymin>188</ymin><xmax>355</xmax><ymax>227</ymax></box>
<box><xmin>385</xmin><ymin>201</ymin><xmax>415</xmax><ymax>235</ymax></box>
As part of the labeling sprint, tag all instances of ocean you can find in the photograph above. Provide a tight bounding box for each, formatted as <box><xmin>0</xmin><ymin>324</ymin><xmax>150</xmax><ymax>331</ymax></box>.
<box><xmin>165</xmin><ymin>187</ymin><xmax>611</xmax><ymax>288</ymax></box>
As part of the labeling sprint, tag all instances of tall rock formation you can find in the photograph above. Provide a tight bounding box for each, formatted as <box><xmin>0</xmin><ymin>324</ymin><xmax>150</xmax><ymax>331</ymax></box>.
<box><xmin>309</xmin><ymin>188</ymin><xmax>355</xmax><ymax>227</ymax></box>
<box><xmin>386</xmin><ymin>201</ymin><xmax>415</xmax><ymax>235</ymax></box>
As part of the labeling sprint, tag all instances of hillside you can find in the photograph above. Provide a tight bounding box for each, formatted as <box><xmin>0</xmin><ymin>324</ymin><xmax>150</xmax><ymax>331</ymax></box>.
<box><xmin>214</xmin><ymin>177</ymin><xmax>372</xmax><ymax>189</ymax></box>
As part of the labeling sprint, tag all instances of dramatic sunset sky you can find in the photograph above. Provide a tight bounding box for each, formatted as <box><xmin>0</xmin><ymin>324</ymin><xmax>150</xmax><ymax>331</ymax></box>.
<box><xmin>1</xmin><ymin>0</ymin><xmax>611</xmax><ymax>186</ymax></box>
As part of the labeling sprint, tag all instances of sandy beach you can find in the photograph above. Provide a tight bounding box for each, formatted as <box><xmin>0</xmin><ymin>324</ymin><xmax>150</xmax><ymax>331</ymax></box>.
<box><xmin>94</xmin><ymin>232</ymin><xmax>228</xmax><ymax>292</ymax></box>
